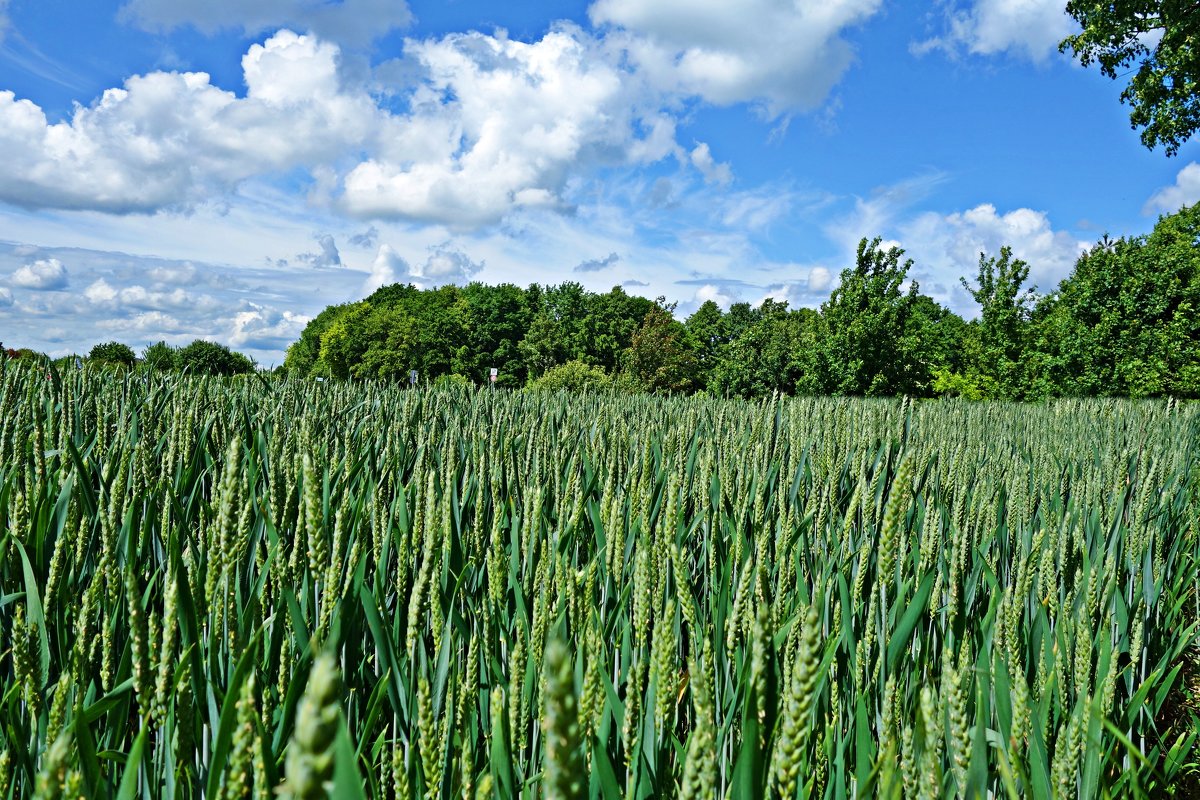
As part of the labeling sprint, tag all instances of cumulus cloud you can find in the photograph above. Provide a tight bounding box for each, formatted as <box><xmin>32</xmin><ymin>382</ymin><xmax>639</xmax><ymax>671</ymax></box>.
<box><xmin>343</xmin><ymin>24</ymin><xmax>679</xmax><ymax>227</ymax></box>
<box><xmin>0</xmin><ymin>25</ymin><xmax>717</xmax><ymax>230</ymax></box>
<box><xmin>1144</xmin><ymin>162</ymin><xmax>1200</xmax><ymax>215</ymax></box>
<box><xmin>901</xmin><ymin>203</ymin><xmax>1087</xmax><ymax>300</ymax></box>
<box><xmin>913</xmin><ymin>0</ymin><xmax>1075</xmax><ymax>62</ymax></box>
<box><xmin>297</xmin><ymin>233</ymin><xmax>342</xmax><ymax>268</ymax></box>
<box><xmin>590</xmin><ymin>0</ymin><xmax>882</xmax><ymax>115</ymax></box>
<box><xmin>690</xmin><ymin>143</ymin><xmax>733</xmax><ymax>186</ymax></box>
<box><xmin>227</xmin><ymin>303</ymin><xmax>309</xmax><ymax>350</ymax></box>
<box><xmin>418</xmin><ymin>245</ymin><xmax>485</xmax><ymax>285</ymax></box>
<box><xmin>12</xmin><ymin>257</ymin><xmax>67</xmax><ymax>289</ymax></box>
<box><xmin>574</xmin><ymin>252</ymin><xmax>620</xmax><ymax>273</ymax></box>
<box><xmin>0</xmin><ymin>30</ymin><xmax>379</xmax><ymax>213</ymax></box>
<box><xmin>119</xmin><ymin>0</ymin><xmax>412</xmax><ymax>47</ymax></box>
<box><xmin>808</xmin><ymin>266</ymin><xmax>833</xmax><ymax>292</ymax></box>
<box><xmin>84</xmin><ymin>277</ymin><xmax>222</xmax><ymax>313</ymax></box>
<box><xmin>364</xmin><ymin>244</ymin><xmax>406</xmax><ymax>293</ymax></box>
<box><xmin>691</xmin><ymin>282</ymin><xmax>739</xmax><ymax>308</ymax></box>
<box><xmin>363</xmin><ymin>242</ymin><xmax>484</xmax><ymax>292</ymax></box>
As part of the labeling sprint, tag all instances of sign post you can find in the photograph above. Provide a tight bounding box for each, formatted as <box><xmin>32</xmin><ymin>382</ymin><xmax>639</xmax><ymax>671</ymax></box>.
<box><xmin>409</xmin><ymin>370</ymin><xmax>418</xmax><ymax>387</ymax></box>
<box><xmin>489</xmin><ymin>367</ymin><xmax>498</xmax><ymax>388</ymax></box>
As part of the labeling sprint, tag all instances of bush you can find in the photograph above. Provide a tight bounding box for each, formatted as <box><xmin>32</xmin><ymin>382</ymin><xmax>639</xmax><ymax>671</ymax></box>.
<box><xmin>88</xmin><ymin>341</ymin><xmax>137</xmax><ymax>368</ymax></box>
<box><xmin>176</xmin><ymin>340</ymin><xmax>255</xmax><ymax>376</ymax></box>
<box><xmin>528</xmin><ymin>360</ymin><xmax>610</xmax><ymax>393</ymax></box>
<box><xmin>142</xmin><ymin>341</ymin><xmax>179</xmax><ymax>372</ymax></box>
<box><xmin>435</xmin><ymin>373</ymin><xmax>473</xmax><ymax>389</ymax></box>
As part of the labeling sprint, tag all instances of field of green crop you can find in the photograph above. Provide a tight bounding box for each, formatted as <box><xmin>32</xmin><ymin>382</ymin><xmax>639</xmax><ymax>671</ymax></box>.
<box><xmin>0</xmin><ymin>362</ymin><xmax>1198</xmax><ymax>798</ymax></box>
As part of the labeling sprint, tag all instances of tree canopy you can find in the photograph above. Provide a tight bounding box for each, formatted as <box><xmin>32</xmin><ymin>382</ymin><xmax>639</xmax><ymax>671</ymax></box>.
<box><xmin>1062</xmin><ymin>1</ymin><xmax>1200</xmax><ymax>155</ymax></box>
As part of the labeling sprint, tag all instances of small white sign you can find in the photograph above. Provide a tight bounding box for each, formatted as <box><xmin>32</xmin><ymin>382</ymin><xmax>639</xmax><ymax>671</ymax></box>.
<box><xmin>409</xmin><ymin>370</ymin><xmax>418</xmax><ymax>385</ymax></box>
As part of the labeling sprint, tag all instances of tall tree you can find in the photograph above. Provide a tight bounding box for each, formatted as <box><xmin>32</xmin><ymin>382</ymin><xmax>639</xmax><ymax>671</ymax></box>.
<box><xmin>1062</xmin><ymin>1</ymin><xmax>1200</xmax><ymax>155</ymax></box>
<box><xmin>819</xmin><ymin>238</ymin><xmax>924</xmax><ymax>396</ymax></box>
<box><xmin>623</xmin><ymin>300</ymin><xmax>699</xmax><ymax>394</ymax></box>
<box><xmin>959</xmin><ymin>246</ymin><xmax>1036</xmax><ymax>399</ymax></box>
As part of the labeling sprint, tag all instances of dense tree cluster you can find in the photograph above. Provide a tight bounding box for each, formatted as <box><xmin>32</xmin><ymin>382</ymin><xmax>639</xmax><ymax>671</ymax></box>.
<box><xmin>285</xmin><ymin>204</ymin><xmax>1200</xmax><ymax>399</ymax></box>
<box><xmin>3</xmin><ymin>338</ymin><xmax>256</xmax><ymax>377</ymax></box>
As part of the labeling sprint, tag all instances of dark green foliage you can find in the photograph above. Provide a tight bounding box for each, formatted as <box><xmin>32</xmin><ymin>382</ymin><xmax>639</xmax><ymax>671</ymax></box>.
<box><xmin>942</xmin><ymin>247</ymin><xmax>1036</xmax><ymax>400</ymax></box>
<box><xmin>622</xmin><ymin>299</ymin><xmax>699</xmax><ymax>394</ymax></box>
<box><xmin>1062</xmin><ymin>0</ymin><xmax>1200</xmax><ymax>155</ymax></box>
<box><xmin>177</xmin><ymin>339</ymin><xmax>255</xmax><ymax>376</ymax></box>
<box><xmin>142</xmin><ymin>341</ymin><xmax>178</xmax><ymax>372</ymax></box>
<box><xmin>817</xmin><ymin>238</ymin><xmax>934</xmax><ymax>396</ymax></box>
<box><xmin>1027</xmin><ymin>204</ymin><xmax>1200</xmax><ymax>398</ymax></box>
<box><xmin>88</xmin><ymin>340</ymin><xmax>136</xmax><ymax>368</ymax></box>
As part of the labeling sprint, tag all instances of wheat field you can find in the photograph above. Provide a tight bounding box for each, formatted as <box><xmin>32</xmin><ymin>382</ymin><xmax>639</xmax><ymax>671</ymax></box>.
<box><xmin>0</xmin><ymin>361</ymin><xmax>1197</xmax><ymax>798</ymax></box>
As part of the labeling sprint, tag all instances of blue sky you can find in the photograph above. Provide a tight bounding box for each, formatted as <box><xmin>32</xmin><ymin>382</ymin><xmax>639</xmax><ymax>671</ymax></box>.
<box><xmin>1</xmin><ymin>0</ymin><xmax>1198</xmax><ymax>364</ymax></box>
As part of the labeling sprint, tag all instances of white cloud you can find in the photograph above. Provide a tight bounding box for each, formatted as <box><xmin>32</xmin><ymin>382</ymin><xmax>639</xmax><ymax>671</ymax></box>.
<box><xmin>0</xmin><ymin>30</ymin><xmax>379</xmax><ymax>213</ymax></box>
<box><xmin>365</xmin><ymin>241</ymin><xmax>484</xmax><ymax>296</ymax></box>
<box><xmin>826</xmin><ymin>172</ymin><xmax>948</xmax><ymax>258</ymax></box>
<box><xmin>419</xmin><ymin>244</ymin><xmax>484</xmax><ymax>285</ymax></box>
<box><xmin>83</xmin><ymin>277</ymin><xmax>221</xmax><ymax>312</ymax></box>
<box><xmin>12</xmin><ymin>257</ymin><xmax>67</xmax><ymax>289</ymax></box>
<box><xmin>227</xmin><ymin>303</ymin><xmax>309</xmax><ymax>351</ymax></box>
<box><xmin>1145</xmin><ymin>162</ymin><xmax>1200</xmax><ymax>215</ymax></box>
<box><xmin>365</xmin><ymin>244</ymin><xmax>406</xmax><ymax>294</ymax></box>
<box><xmin>589</xmin><ymin>0</ymin><xmax>882</xmax><ymax>115</ymax></box>
<box><xmin>0</xmin><ymin>26</ymin><xmax>707</xmax><ymax>231</ymax></box>
<box><xmin>690</xmin><ymin>143</ymin><xmax>733</xmax><ymax>186</ymax></box>
<box><xmin>692</xmin><ymin>283</ymin><xmax>739</xmax><ymax>308</ymax></box>
<box><xmin>901</xmin><ymin>203</ymin><xmax>1087</xmax><ymax>304</ymax></box>
<box><xmin>808</xmin><ymin>266</ymin><xmax>832</xmax><ymax>292</ymax></box>
<box><xmin>119</xmin><ymin>0</ymin><xmax>412</xmax><ymax>47</ymax></box>
<box><xmin>0</xmin><ymin>241</ymin><xmax>351</xmax><ymax>364</ymax></box>
<box><xmin>0</xmin><ymin>286</ymin><xmax>12</xmax><ymax>307</ymax></box>
<box><xmin>914</xmin><ymin>0</ymin><xmax>1074</xmax><ymax>62</ymax></box>
<box><xmin>343</xmin><ymin>24</ymin><xmax>679</xmax><ymax>227</ymax></box>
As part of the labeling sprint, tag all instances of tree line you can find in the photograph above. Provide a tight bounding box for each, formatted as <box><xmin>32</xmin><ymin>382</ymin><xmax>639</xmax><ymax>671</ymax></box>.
<box><xmin>284</xmin><ymin>203</ymin><xmax>1200</xmax><ymax>400</ymax></box>
<box><xmin>1</xmin><ymin>338</ymin><xmax>257</xmax><ymax>377</ymax></box>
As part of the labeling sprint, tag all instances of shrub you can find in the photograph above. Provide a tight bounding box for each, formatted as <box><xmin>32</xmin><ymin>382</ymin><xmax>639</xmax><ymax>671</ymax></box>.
<box><xmin>528</xmin><ymin>360</ymin><xmax>610</xmax><ymax>393</ymax></box>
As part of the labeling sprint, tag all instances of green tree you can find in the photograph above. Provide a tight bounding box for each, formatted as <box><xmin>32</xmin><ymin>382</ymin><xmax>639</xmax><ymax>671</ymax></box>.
<box><xmin>88</xmin><ymin>341</ymin><xmax>136</xmax><ymax>368</ymax></box>
<box><xmin>622</xmin><ymin>300</ymin><xmax>699</xmax><ymax>394</ymax></box>
<box><xmin>177</xmin><ymin>340</ymin><xmax>255</xmax><ymax>376</ymax></box>
<box><xmin>1062</xmin><ymin>1</ymin><xmax>1200</xmax><ymax>155</ymax></box>
<box><xmin>819</xmin><ymin>238</ymin><xmax>925</xmax><ymax>396</ymax></box>
<box><xmin>520</xmin><ymin>310</ymin><xmax>568</xmax><ymax>380</ymax></box>
<box><xmin>285</xmin><ymin>303</ymin><xmax>357</xmax><ymax>376</ymax></box>
<box><xmin>142</xmin><ymin>341</ymin><xmax>178</xmax><ymax>372</ymax></box>
<box><xmin>685</xmin><ymin>300</ymin><xmax>728</xmax><ymax>387</ymax></box>
<box><xmin>583</xmin><ymin>287</ymin><xmax>654</xmax><ymax>372</ymax></box>
<box><xmin>1026</xmin><ymin>204</ymin><xmax>1200</xmax><ymax>398</ymax></box>
<box><xmin>458</xmin><ymin>282</ymin><xmax>530</xmax><ymax>387</ymax></box>
<box><xmin>957</xmin><ymin>246</ymin><xmax>1035</xmax><ymax>399</ymax></box>
<box><xmin>709</xmin><ymin>299</ymin><xmax>813</xmax><ymax>397</ymax></box>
